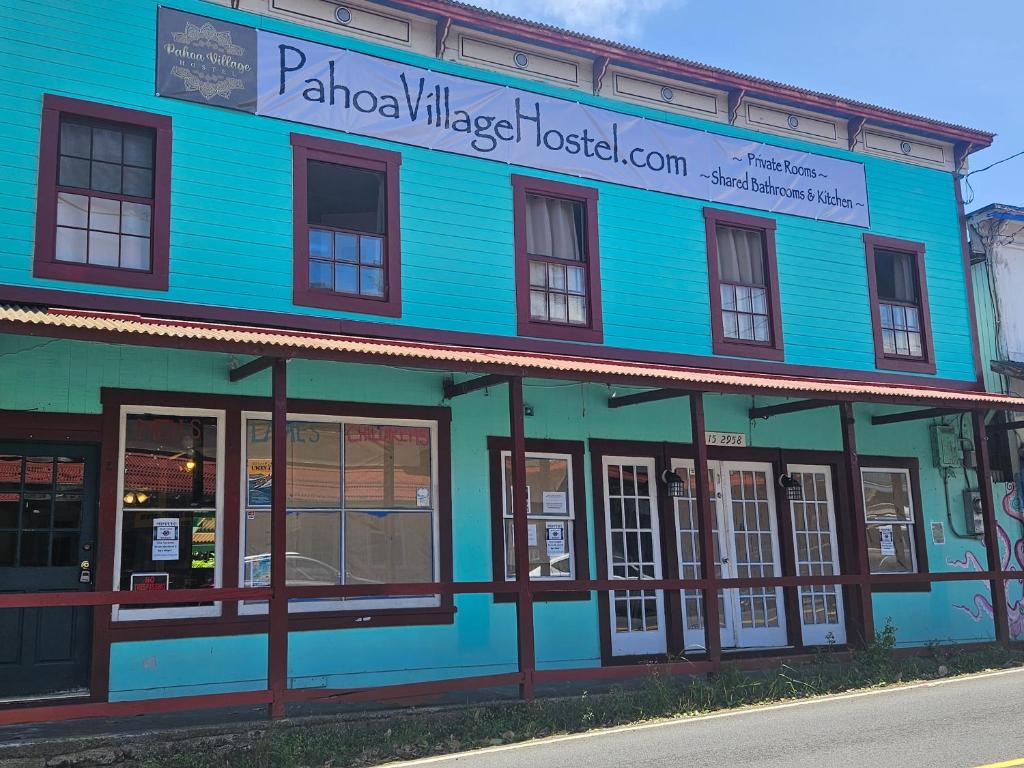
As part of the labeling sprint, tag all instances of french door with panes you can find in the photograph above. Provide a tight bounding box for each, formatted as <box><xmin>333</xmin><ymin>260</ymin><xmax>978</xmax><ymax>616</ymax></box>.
<box><xmin>672</xmin><ymin>459</ymin><xmax>733</xmax><ymax>650</ymax></box>
<box><xmin>602</xmin><ymin>457</ymin><xmax>666</xmax><ymax>656</ymax></box>
<box><xmin>0</xmin><ymin>445</ymin><xmax>97</xmax><ymax>699</ymax></box>
<box><xmin>674</xmin><ymin>459</ymin><xmax>787</xmax><ymax>650</ymax></box>
<box><xmin>787</xmin><ymin>464</ymin><xmax>845</xmax><ymax>645</ymax></box>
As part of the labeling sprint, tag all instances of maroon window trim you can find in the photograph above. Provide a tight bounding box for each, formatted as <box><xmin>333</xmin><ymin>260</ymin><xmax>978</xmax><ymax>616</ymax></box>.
<box><xmin>859</xmin><ymin>455</ymin><xmax>930</xmax><ymax>592</ymax></box>
<box><xmin>33</xmin><ymin>95</ymin><xmax>171</xmax><ymax>291</ymax></box>
<box><xmin>512</xmin><ymin>174</ymin><xmax>603</xmax><ymax>343</ymax></box>
<box><xmin>486</xmin><ymin>436</ymin><xmax>591</xmax><ymax>601</ymax></box>
<box><xmin>863</xmin><ymin>234</ymin><xmax>936</xmax><ymax>375</ymax></box>
<box><xmin>97</xmin><ymin>389</ymin><xmax>453</xmax><ymax>639</ymax></box>
<box><xmin>704</xmin><ymin>208</ymin><xmax>784</xmax><ymax>362</ymax></box>
<box><xmin>291</xmin><ymin>133</ymin><xmax>402</xmax><ymax>317</ymax></box>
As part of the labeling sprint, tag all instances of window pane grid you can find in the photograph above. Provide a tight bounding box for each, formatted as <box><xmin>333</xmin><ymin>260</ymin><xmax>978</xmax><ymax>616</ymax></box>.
<box><xmin>242</xmin><ymin>418</ymin><xmax>438</xmax><ymax>607</ymax></box>
<box><xmin>501</xmin><ymin>453</ymin><xmax>575</xmax><ymax>580</ymax></box>
<box><xmin>528</xmin><ymin>257</ymin><xmax>588</xmax><ymax>326</ymax></box>
<box><xmin>0</xmin><ymin>455</ymin><xmax>84</xmax><ymax>568</ymax></box>
<box><xmin>607</xmin><ymin>463</ymin><xmax>660</xmax><ymax>634</ymax></box>
<box><xmin>729</xmin><ymin>469</ymin><xmax>779</xmax><ymax>630</ymax></box>
<box><xmin>54</xmin><ymin>116</ymin><xmax>156</xmax><ymax>273</ymax></box>
<box><xmin>879</xmin><ymin>300</ymin><xmax>923</xmax><ymax>357</ymax></box>
<box><xmin>721</xmin><ymin>283</ymin><xmax>770</xmax><ymax>343</ymax></box>
<box><xmin>308</xmin><ymin>227</ymin><xmax>386</xmax><ymax>299</ymax></box>
<box><xmin>861</xmin><ymin>468</ymin><xmax>917</xmax><ymax>574</ymax></box>
<box><xmin>55</xmin><ymin>192</ymin><xmax>152</xmax><ymax>270</ymax></box>
<box><xmin>791</xmin><ymin>471</ymin><xmax>840</xmax><ymax>626</ymax></box>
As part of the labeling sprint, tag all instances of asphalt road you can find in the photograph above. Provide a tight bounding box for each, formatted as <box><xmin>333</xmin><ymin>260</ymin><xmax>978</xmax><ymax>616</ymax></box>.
<box><xmin>392</xmin><ymin>667</ymin><xmax>1024</xmax><ymax>768</ymax></box>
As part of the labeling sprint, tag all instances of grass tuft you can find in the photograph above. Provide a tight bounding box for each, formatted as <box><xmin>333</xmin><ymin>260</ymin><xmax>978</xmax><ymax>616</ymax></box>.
<box><xmin>139</xmin><ymin>624</ymin><xmax>1024</xmax><ymax>768</ymax></box>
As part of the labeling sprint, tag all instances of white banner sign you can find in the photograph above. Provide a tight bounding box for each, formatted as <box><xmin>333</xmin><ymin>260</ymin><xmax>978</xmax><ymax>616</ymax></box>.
<box><xmin>253</xmin><ymin>33</ymin><xmax>869</xmax><ymax>226</ymax></box>
<box><xmin>155</xmin><ymin>9</ymin><xmax>869</xmax><ymax>226</ymax></box>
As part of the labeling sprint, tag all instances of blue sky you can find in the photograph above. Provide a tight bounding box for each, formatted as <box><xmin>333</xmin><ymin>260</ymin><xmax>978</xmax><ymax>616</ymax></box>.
<box><xmin>476</xmin><ymin>0</ymin><xmax>1024</xmax><ymax>212</ymax></box>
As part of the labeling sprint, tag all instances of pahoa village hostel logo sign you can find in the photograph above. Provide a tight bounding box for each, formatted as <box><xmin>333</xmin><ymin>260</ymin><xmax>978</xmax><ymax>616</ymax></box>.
<box><xmin>156</xmin><ymin>7</ymin><xmax>257</xmax><ymax>112</ymax></box>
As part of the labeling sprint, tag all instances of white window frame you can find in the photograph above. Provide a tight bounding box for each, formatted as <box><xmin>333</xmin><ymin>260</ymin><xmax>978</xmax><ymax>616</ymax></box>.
<box><xmin>112</xmin><ymin>405</ymin><xmax>226</xmax><ymax>622</ymax></box>
<box><xmin>499</xmin><ymin>450</ymin><xmax>576</xmax><ymax>581</ymax></box>
<box><xmin>238</xmin><ymin>411</ymin><xmax>441</xmax><ymax>615</ymax></box>
<box><xmin>860</xmin><ymin>466</ymin><xmax>918</xmax><ymax>575</ymax></box>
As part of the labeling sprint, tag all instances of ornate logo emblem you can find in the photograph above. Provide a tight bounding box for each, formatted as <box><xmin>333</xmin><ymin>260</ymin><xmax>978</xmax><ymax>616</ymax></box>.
<box><xmin>164</xmin><ymin>18</ymin><xmax>251</xmax><ymax>102</ymax></box>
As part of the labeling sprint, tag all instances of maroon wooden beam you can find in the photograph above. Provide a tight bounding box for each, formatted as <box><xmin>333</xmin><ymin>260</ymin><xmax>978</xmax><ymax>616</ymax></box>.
<box><xmin>443</xmin><ymin>373</ymin><xmax>508</xmax><ymax>399</ymax></box>
<box><xmin>508</xmin><ymin>376</ymin><xmax>536</xmax><ymax>700</ymax></box>
<box><xmin>748</xmin><ymin>399</ymin><xmax>837</xmax><ymax>420</ymax></box>
<box><xmin>871</xmin><ymin>407</ymin><xmax>964</xmax><ymax>425</ymax></box>
<box><xmin>607</xmin><ymin>388</ymin><xmax>690</xmax><ymax>409</ymax></box>
<box><xmin>691</xmin><ymin>392</ymin><xmax>722</xmax><ymax>667</ymax></box>
<box><xmin>269</xmin><ymin>358</ymin><xmax>289</xmax><ymax>718</ymax></box>
<box><xmin>840</xmin><ymin>402</ymin><xmax>874</xmax><ymax>646</ymax></box>
<box><xmin>973</xmin><ymin>411</ymin><xmax>1010</xmax><ymax>645</ymax></box>
<box><xmin>229</xmin><ymin>355</ymin><xmax>277</xmax><ymax>382</ymax></box>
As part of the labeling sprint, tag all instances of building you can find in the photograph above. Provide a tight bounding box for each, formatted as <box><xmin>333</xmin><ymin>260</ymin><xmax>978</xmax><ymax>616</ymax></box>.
<box><xmin>969</xmin><ymin>204</ymin><xmax>1024</xmax><ymax>477</ymax></box>
<box><xmin>1</xmin><ymin>0</ymin><xmax>1022</xmax><ymax>723</ymax></box>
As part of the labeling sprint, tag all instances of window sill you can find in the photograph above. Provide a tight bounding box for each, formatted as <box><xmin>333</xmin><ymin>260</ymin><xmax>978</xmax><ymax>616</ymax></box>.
<box><xmin>875</xmin><ymin>354</ymin><xmax>937</xmax><ymax>375</ymax></box>
<box><xmin>712</xmin><ymin>338</ymin><xmax>785</xmax><ymax>362</ymax></box>
<box><xmin>34</xmin><ymin>259</ymin><xmax>168</xmax><ymax>291</ymax></box>
<box><xmin>107</xmin><ymin>605</ymin><xmax>456</xmax><ymax>640</ymax></box>
<box><xmin>294</xmin><ymin>287</ymin><xmax>402</xmax><ymax>317</ymax></box>
<box><xmin>517</xmin><ymin>319</ymin><xmax>603</xmax><ymax>344</ymax></box>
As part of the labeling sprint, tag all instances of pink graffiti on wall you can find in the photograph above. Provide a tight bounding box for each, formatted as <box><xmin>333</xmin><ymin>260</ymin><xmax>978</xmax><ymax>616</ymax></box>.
<box><xmin>946</xmin><ymin>483</ymin><xmax>1024</xmax><ymax>638</ymax></box>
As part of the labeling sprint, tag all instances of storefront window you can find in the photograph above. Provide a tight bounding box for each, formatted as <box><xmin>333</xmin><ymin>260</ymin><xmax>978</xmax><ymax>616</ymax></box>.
<box><xmin>115</xmin><ymin>409</ymin><xmax>222</xmax><ymax>619</ymax></box>
<box><xmin>501</xmin><ymin>452</ymin><xmax>575</xmax><ymax>579</ymax></box>
<box><xmin>241</xmin><ymin>416</ymin><xmax>437</xmax><ymax>612</ymax></box>
<box><xmin>861</xmin><ymin>467</ymin><xmax>918</xmax><ymax>574</ymax></box>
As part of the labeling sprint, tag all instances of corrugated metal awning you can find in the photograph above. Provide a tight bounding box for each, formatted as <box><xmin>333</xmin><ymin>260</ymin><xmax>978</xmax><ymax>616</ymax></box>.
<box><xmin>2</xmin><ymin>304</ymin><xmax>1023</xmax><ymax>410</ymax></box>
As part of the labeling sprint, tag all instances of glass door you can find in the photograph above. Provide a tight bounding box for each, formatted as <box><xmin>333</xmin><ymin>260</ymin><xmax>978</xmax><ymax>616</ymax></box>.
<box><xmin>0</xmin><ymin>445</ymin><xmax>98</xmax><ymax>699</ymax></box>
<box><xmin>602</xmin><ymin>456</ymin><xmax>666</xmax><ymax>657</ymax></box>
<box><xmin>787</xmin><ymin>464</ymin><xmax>845</xmax><ymax>645</ymax></box>
<box><xmin>721</xmin><ymin>461</ymin><xmax>788</xmax><ymax>648</ymax></box>
<box><xmin>671</xmin><ymin>459</ymin><xmax>735</xmax><ymax>651</ymax></box>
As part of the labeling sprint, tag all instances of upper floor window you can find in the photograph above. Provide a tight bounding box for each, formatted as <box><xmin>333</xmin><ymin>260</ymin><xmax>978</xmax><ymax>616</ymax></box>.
<box><xmin>704</xmin><ymin>208</ymin><xmax>784</xmax><ymax>361</ymax></box>
<box><xmin>34</xmin><ymin>95</ymin><xmax>171</xmax><ymax>290</ymax></box>
<box><xmin>513</xmin><ymin>175</ymin><xmax>603</xmax><ymax>343</ymax></box>
<box><xmin>291</xmin><ymin>133</ymin><xmax>402</xmax><ymax>317</ymax></box>
<box><xmin>864</xmin><ymin>235</ymin><xmax>935</xmax><ymax>374</ymax></box>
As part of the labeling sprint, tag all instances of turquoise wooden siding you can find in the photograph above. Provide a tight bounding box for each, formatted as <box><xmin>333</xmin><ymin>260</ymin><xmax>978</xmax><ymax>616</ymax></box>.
<box><xmin>0</xmin><ymin>333</ymin><xmax>1006</xmax><ymax>700</ymax></box>
<box><xmin>0</xmin><ymin>0</ymin><xmax>975</xmax><ymax>380</ymax></box>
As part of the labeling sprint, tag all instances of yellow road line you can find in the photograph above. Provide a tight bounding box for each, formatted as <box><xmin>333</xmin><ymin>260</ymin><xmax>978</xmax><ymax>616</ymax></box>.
<box><xmin>973</xmin><ymin>759</ymin><xmax>1024</xmax><ymax>768</ymax></box>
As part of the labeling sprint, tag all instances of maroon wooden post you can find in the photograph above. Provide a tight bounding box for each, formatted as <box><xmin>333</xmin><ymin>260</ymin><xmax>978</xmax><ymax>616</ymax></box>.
<box><xmin>690</xmin><ymin>393</ymin><xmax>721</xmax><ymax>667</ymax></box>
<box><xmin>839</xmin><ymin>402</ymin><xmax>874</xmax><ymax>645</ymax></box>
<box><xmin>972</xmin><ymin>411</ymin><xmax>1010</xmax><ymax>644</ymax></box>
<box><xmin>269</xmin><ymin>358</ymin><xmax>289</xmax><ymax>718</ymax></box>
<box><xmin>508</xmin><ymin>377</ymin><xmax>536</xmax><ymax>699</ymax></box>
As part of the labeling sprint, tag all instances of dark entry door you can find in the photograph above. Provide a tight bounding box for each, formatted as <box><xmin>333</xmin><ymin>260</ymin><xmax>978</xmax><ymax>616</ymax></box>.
<box><xmin>0</xmin><ymin>444</ymin><xmax>98</xmax><ymax>699</ymax></box>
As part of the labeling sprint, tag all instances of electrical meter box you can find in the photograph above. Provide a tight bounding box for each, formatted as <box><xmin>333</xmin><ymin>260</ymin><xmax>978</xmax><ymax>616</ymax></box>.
<box><xmin>932</xmin><ymin>424</ymin><xmax>960</xmax><ymax>468</ymax></box>
<box><xmin>963</xmin><ymin>490</ymin><xmax>985</xmax><ymax>536</ymax></box>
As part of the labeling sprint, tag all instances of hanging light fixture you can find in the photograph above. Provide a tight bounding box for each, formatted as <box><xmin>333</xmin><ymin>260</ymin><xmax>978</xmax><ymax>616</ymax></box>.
<box><xmin>779</xmin><ymin>474</ymin><xmax>803</xmax><ymax>501</ymax></box>
<box><xmin>661</xmin><ymin>469</ymin><xmax>686</xmax><ymax>499</ymax></box>
<box><xmin>184</xmin><ymin>458</ymin><xmax>197</xmax><ymax>472</ymax></box>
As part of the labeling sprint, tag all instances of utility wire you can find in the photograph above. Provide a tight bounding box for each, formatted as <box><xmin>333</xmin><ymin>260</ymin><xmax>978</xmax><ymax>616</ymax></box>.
<box><xmin>963</xmin><ymin>148</ymin><xmax>1024</xmax><ymax>206</ymax></box>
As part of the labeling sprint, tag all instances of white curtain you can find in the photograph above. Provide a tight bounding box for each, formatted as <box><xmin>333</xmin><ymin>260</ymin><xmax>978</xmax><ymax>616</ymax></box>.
<box><xmin>879</xmin><ymin>250</ymin><xmax>916</xmax><ymax>302</ymax></box>
<box><xmin>526</xmin><ymin>195</ymin><xmax>581</xmax><ymax>261</ymax></box>
<box><xmin>716</xmin><ymin>225</ymin><xmax>764</xmax><ymax>285</ymax></box>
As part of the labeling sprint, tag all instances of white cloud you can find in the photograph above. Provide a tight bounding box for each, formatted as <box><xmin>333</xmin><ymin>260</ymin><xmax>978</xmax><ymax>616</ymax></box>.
<box><xmin>471</xmin><ymin>0</ymin><xmax>681</xmax><ymax>42</ymax></box>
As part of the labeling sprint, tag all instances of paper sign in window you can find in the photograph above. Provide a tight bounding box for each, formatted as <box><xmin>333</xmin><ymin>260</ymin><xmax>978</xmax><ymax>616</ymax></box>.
<box><xmin>878</xmin><ymin>524</ymin><xmax>896</xmax><ymax>556</ymax></box>
<box><xmin>542</xmin><ymin>491</ymin><xmax>568</xmax><ymax>516</ymax></box>
<box><xmin>545</xmin><ymin>521</ymin><xmax>565</xmax><ymax>556</ymax></box>
<box><xmin>152</xmin><ymin>518</ymin><xmax>179</xmax><ymax>561</ymax></box>
<box><xmin>527</xmin><ymin>523</ymin><xmax>538</xmax><ymax>547</ymax></box>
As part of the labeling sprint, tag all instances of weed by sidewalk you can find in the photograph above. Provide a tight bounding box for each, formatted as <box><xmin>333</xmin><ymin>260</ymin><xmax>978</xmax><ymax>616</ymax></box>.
<box><xmin>142</xmin><ymin>623</ymin><xmax>1024</xmax><ymax>768</ymax></box>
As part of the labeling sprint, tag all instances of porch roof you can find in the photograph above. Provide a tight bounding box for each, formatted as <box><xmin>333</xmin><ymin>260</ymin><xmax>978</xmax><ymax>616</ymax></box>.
<box><xmin>4</xmin><ymin>304</ymin><xmax>1024</xmax><ymax>410</ymax></box>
